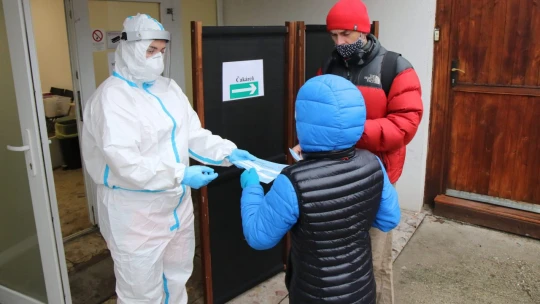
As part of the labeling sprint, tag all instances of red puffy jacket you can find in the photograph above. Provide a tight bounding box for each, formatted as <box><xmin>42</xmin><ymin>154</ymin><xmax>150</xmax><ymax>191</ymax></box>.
<box><xmin>317</xmin><ymin>35</ymin><xmax>423</xmax><ymax>183</ymax></box>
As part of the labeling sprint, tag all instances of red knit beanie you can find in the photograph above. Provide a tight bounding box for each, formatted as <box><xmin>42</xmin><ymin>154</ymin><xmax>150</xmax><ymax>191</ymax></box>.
<box><xmin>326</xmin><ymin>0</ymin><xmax>371</xmax><ymax>33</ymax></box>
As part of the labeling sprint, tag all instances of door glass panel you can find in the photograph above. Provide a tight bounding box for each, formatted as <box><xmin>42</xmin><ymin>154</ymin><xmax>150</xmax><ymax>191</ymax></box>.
<box><xmin>88</xmin><ymin>0</ymin><xmax>161</xmax><ymax>87</ymax></box>
<box><xmin>0</xmin><ymin>1</ymin><xmax>47</xmax><ymax>302</ymax></box>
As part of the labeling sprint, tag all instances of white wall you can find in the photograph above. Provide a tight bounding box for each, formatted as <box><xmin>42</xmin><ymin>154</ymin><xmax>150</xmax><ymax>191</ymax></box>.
<box><xmin>221</xmin><ymin>0</ymin><xmax>436</xmax><ymax>212</ymax></box>
<box><xmin>364</xmin><ymin>0</ymin><xmax>435</xmax><ymax>212</ymax></box>
<box><xmin>181</xmin><ymin>0</ymin><xmax>219</xmax><ymax>102</ymax></box>
<box><xmin>30</xmin><ymin>0</ymin><xmax>73</xmax><ymax>92</ymax></box>
<box><xmin>223</xmin><ymin>0</ymin><xmax>337</xmax><ymax>25</ymax></box>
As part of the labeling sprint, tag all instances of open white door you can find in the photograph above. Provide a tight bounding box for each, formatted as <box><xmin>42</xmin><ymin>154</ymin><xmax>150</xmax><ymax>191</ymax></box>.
<box><xmin>1</xmin><ymin>0</ymin><xmax>71</xmax><ymax>303</ymax></box>
<box><xmin>64</xmin><ymin>0</ymin><xmax>185</xmax><ymax>225</ymax></box>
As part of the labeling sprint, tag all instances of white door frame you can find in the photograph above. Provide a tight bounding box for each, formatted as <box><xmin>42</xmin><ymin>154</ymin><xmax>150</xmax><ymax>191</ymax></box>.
<box><xmin>2</xmin><ymin>0</ymin><xmax>70</xmax><ymax>303</ymax></box>
<box><xmin>65</xmin><ymin>0</ymin><xmax>185</xmax><ymax>225</ymax></box>
<box><xmin>63</xmin><ymin>0</ymin><xmax>98</xmax><ymax>226</ymax></box>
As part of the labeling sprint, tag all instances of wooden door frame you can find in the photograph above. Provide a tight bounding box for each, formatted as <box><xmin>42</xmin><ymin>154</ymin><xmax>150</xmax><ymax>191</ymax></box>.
<box><xmin>424</xmin><ymin>0</ymin><xmax>454</xmax><ymax>206</ymax></box>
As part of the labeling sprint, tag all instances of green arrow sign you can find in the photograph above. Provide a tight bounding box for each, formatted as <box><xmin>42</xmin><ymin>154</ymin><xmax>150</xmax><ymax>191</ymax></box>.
<box><xmin>230</xmin><ymin>81</ymin><xmax>259</xmax><ymax>99</ymax></box>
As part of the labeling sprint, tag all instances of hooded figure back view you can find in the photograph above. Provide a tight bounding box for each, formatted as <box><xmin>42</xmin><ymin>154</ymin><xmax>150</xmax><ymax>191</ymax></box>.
<box><xmin>239</xmin><ymin>74</ymin><xmax>401</xmax><ymax>303</ymax></box>
<box><xmin>81</xmin><ymin>13</ymin><xmax>255</xmax><ymax>304</ymax></box>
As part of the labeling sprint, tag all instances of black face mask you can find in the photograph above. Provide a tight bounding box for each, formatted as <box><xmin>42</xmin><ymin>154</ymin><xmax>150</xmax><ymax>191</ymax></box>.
<box><xmin>336</xmin><ymin>38</ymin><xmax>364</xmax><ymax>58</ymax></box>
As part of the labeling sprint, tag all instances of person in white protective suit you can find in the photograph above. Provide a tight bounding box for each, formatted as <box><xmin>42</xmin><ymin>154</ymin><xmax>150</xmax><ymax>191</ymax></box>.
<box><xmin>81</xmin><ymin>14</ymin><xmax>255</xmax><ymax>304</ymax></box>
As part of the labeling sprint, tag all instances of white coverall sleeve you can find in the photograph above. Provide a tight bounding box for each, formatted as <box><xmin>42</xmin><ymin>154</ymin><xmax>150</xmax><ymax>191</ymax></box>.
<box><xmin>181</xmin><ymin>92</ymin><xmax>237</xmax><ymax>167</ymax></box>
<box><xmin>94</xmin><ymin>87</ymin><xmax>186</xmax><ymax>190</ymax></box>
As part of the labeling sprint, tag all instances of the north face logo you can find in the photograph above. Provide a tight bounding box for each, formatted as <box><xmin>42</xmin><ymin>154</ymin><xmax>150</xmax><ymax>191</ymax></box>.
<box><xmin>364</xmin><ymin>74</ymin><xmax>381</xmax><ymax>85</ymax></box>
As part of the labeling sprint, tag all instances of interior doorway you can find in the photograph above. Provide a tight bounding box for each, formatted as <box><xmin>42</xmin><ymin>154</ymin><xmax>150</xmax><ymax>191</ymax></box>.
<box><xmin>26</xmin><ymin>0</ymin><xmax>183</xmax><ymax>237</ymax></box>
<box><xmin>22</xmin><ymin>0</ymin><xmax>186</xmax><ymax>302</ymax></box>
<box><xmin>29</xmin><ymin>0</ymin><xmax>94</xmax><ymax>241</ymax></box>
<box><xmin>65</xmin><ymin>0</ymin><xmax>184</xmax><ymax>240</ymax></box>
<box><xmin>29</xmin><ymin>0</ymin><xmax>180</xmax><ymax>243</ymax></box>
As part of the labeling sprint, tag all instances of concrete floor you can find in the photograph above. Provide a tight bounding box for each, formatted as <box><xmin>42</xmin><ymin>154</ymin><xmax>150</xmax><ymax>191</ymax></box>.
<box><xmin>55</xmin><ymin>165</ymin><xmax>428</xmax><ymax>303</ymax></box>
<box><xmin>225</xmin><ymin>209</ymin><xmax>426</xmax><ymax>304</ymax></box>
<box><xmin>70</xmin><ymin>207</ymin><xmax>425</xmax><ymax>304</ymax></box>
<box><xmin>218</xmin><ymin>213</ymin><xmax>540</xmax><ymax>304</ymax></box>
<box><xmin>96</xmin><ymin>209</ymin><xmax>425</xmax><ymax>303</ymax></box>
<box><xmin>66</xmin><ymin>200</ymin><xmax>540</xmax><ymax>304</ymax></box>
<box><xmin>394</xmin><ymin>215</ymin><xmax>540</xmax><ymax>304</ymax></box>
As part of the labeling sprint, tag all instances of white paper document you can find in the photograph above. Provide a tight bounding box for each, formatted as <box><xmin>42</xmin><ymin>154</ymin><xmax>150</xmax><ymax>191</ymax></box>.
<box><xmin>232</xmin><ymin>158</ymin><xmax>288</xmax><ymax>184</ymax></box>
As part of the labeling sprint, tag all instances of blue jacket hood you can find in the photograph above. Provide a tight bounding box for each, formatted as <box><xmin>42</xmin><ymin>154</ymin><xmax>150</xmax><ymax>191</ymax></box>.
<box><xmin>295</xmin><ymin>75</ymin><xmax>366</xmax><ymax>153</ymax></box>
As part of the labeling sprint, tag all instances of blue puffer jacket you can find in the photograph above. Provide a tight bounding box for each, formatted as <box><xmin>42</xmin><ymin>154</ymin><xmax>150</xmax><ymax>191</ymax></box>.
<box><xmin>240</xmin><ymin>74</ymin><xmax>400</xmax><ymax>251</ymax></box>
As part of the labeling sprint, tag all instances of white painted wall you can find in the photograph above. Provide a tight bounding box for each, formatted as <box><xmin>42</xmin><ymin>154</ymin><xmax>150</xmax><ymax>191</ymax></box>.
<box><xmin>222</xmin><ymin>0</ymin><xmax>436</xmax><ymax>212</ymax></box>
<box><xmin>365</xmin><ymin>0</ymin><xmax>436</xmax><ymax>212</ymax></box>
<box><xmin>222</xmin><ymin>0</ymin><xmax>337</xmax><ymax>25</ymax></box>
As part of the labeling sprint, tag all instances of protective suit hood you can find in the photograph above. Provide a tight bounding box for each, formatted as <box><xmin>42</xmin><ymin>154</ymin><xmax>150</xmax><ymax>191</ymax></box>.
<box><xmin>114</xmin><ymin>14</ymin><xmax>167</xmax><ymax>86</ymax></box>
<box><xmin>295</xmin><ymin>74</ymin><xmax>366</xmax><ymax>153</ymax></box>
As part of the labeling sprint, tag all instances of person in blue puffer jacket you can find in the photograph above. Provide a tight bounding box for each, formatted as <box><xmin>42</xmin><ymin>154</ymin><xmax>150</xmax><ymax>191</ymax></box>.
<box><xmin>239</xmin><ymin>74</ymin><xmax>401</xmax><ymax>304</ymax></box>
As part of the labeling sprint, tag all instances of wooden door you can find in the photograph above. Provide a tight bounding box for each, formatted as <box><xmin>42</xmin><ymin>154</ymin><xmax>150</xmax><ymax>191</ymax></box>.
<box><xmin>426</xmin><ymin>0</ymin><xmax>540</xmax><ymax>237</ymax></box>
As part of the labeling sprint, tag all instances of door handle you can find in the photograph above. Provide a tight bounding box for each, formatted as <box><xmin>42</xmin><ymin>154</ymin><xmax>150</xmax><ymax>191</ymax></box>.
<box><xmin>6</xmin><ymin>129</ymin><xmax>37</xmax><ymax>176</ymax></box>
<box><xmin>7</xmin><ymin>145</ymin><xmax>30</xmax><ymax>152</ymax></box>
<box><xmin>450</xmin><ymin>59</ymin><xmax>463</xmax><ymax>87</ymax></box>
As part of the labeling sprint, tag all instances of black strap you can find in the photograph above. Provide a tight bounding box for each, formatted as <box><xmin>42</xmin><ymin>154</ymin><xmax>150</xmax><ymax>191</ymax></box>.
<box><xmin>381</xmin><ymin>51</ymin><xmax>400</xmax><ymax>97</ymax></box>
<box><xmin>321</xmin><ymin>50</ymin><xmax>400</xmax><ymax>98</ymax></box>
<box><xmin>321</xmin><ymin>55</ymin><xmax>334</xmax><ymax>75</ymax></box>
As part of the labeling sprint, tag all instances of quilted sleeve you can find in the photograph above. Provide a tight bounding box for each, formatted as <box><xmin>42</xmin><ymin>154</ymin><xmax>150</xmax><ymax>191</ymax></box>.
<box><xmin>240</xmin><ymin>174</ymin><xmax>299</xmax><ymax>250</ymax></box>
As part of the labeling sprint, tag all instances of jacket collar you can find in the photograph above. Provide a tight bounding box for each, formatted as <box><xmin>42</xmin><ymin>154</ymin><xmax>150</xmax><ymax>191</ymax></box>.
<box><xmin>302</xmin><ymin>147</ymin><xmax>356</xmax><ymax>161</ymax></box>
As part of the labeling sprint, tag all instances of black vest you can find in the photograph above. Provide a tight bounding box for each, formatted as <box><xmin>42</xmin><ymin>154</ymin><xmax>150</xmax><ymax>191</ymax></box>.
<box><xmin>283</xmin><ymin>148</ymin><xmax>383</xmax><ymax>304</ymax></box>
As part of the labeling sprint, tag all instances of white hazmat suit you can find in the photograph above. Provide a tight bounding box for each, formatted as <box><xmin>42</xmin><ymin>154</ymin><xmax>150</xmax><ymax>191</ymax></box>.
<box><xmin>81</xmin><ymin>14</ymin><xmax>247</xmax><ymax>304</ymax></box>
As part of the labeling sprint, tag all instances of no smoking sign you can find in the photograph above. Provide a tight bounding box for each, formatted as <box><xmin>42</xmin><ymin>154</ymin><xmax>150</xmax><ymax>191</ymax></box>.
<box><xmin>92</xmin><ymin>29</ymin><xmax>103</xmax><ymax>42</ymax></box>
<box><xmin>92</xmin><ymin>28</ymin><xmax>106</xmax><ymax>51</ymax></box>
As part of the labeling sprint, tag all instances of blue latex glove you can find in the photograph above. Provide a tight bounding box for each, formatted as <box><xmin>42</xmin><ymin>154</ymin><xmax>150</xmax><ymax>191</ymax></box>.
<box><xmin>241</xmin><ymin>168</ymin><xmax>260</xmax><ymax>189</ymax></box>
<box><xmin>181</xmin><ymin>165</ymin><xmax>218</xmax><ymax>189</ymax></box>
<box><xmin>228</xmin><ymin>149</ymin><xmax>256</xmax><ymax>163</ymax></box>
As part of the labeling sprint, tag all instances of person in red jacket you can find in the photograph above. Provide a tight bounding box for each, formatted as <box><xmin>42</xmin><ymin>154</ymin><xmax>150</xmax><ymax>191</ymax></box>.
<box><xmin>292</xmin><ymin>0</ymin><xmax>423</xmax><ymax>303</ymax></box>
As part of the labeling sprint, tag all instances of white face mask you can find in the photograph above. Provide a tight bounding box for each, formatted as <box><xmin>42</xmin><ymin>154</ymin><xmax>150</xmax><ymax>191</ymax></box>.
<box><xmin>143</xmin><ymin>52</ymin><xmax>164</xmax><ymax>82</ymax></box>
